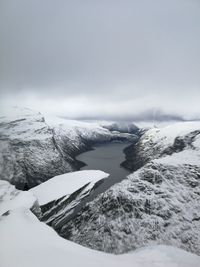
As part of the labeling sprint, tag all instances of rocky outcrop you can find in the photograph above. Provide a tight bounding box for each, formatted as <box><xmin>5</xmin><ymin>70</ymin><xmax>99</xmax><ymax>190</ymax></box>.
<box><xmin>40</xmin><ymin>177</ymin><xmax>105</xmax><ymax>230</ymax></box>
<box><xmin>28</xmin><ymin>170</ymin><xmax>109</xmax><ymax>231</ymax></box>
<box><xmin>60</xmin><ymin>122</ymin><xmax>200</xmax><ymax>256</ymax></box>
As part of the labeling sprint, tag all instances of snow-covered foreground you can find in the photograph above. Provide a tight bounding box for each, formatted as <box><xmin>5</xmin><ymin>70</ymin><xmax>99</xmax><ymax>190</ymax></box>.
<box><xmin>0</xmin><ymin>208</ymin><xmax>199</xmax><ymax>267</ymax></box>
<box><xmin>0</xmin><ymin>180</ymin><xmax>36</xmax><ymax>216</ymax></box>
<box><xmin>1</xmin><ymin>170</ymin><xmax>199</xmax><ymax>267</ymax></box>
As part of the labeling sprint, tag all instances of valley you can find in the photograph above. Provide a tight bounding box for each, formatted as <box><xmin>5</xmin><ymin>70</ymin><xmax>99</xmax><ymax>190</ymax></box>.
<box><xmin>0</xmin><ymin>107</ymin><xmax>200</xmax><ymax>267</ymax></box>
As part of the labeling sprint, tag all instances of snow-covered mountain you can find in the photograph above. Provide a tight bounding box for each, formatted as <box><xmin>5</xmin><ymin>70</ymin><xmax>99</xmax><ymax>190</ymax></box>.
<box><xmin>60</xmin><ymin>122</ymin><xmax>200</xmax><ymax>255</ymax></box>
<box><xmin>0</xmin><ymin>180</ymin><xmax>39</xmax><ymax>217</ymax></box>
<box><xmin>1</xmin><ymin>107</ymin><xmax>200</xmax><ymax>266</ymax></box>
<box><xmin>0</xmin><ymin>107</ymin><xmax>137</xmax><ymax>189</ymax></box>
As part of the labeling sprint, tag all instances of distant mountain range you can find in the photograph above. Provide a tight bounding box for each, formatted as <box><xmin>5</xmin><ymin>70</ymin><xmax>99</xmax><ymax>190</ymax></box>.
<box><xmin>62</xmin><ymin>109</ymin><xmax>200</xmax><ymax>122</ymax></box>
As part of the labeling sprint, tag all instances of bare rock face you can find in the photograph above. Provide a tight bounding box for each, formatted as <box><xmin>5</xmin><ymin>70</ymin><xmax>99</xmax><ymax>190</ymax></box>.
<box><xmin>61</xmin><ymin>122</ymin><xmax>200</xmax><ymax>256</ymax></box>
<box><xmin>0</xmin><ymin>107</ymin><xmax>74</xmax><ymax>189</ymax></box>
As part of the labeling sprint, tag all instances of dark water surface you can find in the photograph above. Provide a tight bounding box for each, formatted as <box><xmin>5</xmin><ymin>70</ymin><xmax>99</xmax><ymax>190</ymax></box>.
<box><xmin>59</xmin><ymin>142</ymin><xmax>132</xmax><ymax>225</ymax></box>
<box><xmin>76</xmin><ymin>142</ymin><xmax>131</xmax><ymax>197</ymax></box>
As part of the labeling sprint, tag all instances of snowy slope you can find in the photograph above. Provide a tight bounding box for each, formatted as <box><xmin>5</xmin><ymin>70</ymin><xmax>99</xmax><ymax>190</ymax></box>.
<box><xmin>46</xmin><ymin>116</ymin><xmax>112</xmax><ymax>140</ymax></box>
<box><xmin>30</xmin><ymin>170</ymin><xmax>109</xmax><ymax>228</ymax></box>
<box><xmin>30</xmin><ymin>170</ymin><xmax>109</xmax><ymax>205</ymax></box>
<box><xmin>46</xmin><ymin>116</ymin><xmax>137</xmax><ymax>160</ymax></box>
<box><xmin>140</xmin><ymin>121</ymin><xmax>200</xmax><ymax>150</ymax></box>
<box><xmin>1</xmin><ymin>168</ymin><xmax>198</xmax><ymax>267</ymax></box>
<box><xmin>0</xmin><ymin>180</ymin><xmax>36</xmax><ymax>216</ymax></box>
<box><xmin>0</xmin><ymin>208</ymin><xmax>199</xmax><ymax>267</ymax></box>
<box><xmin>63</xmin><ymin>122</ymin><xmax>200</xmax><ymax>255</ymax></box>
<box><xmin>122</xmin><ymin>121</ymin><xmax>200</xmax><ymax>171</ymax></box>
<box><xmin>137</xmin><ymin>121</ymin><xmax>200</xmax><ymax>168</ymax></box>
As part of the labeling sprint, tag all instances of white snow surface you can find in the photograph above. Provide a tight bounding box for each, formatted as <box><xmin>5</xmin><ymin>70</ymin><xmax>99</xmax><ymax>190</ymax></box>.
<box><xmin>0</xmin><ymin>106</ymin><xmax>41</xmax><ymax>123</ymax></box>
<box><xmin>136</xmin><ymin>121</ymin><xmax>200</xmax><ymax>166</ymax></box>
<box><xmin>146</xmin><ymin>122</ymin><xmax>200</xmax><ymax>166</ymax></box>
<box><xmin>0</xmin><ymin>106</ymin><xmax>50</xmax><ymax>141</ymax></box>
<box><xmin>0</xmin><ymin>180</ymin><xmax>36</xmax><ymax>216</ymax></box>
<box><xmin>30</xmin><ymin>170</ymin><xmax>109</xmax><ymax>205</ymax></box>
<box><xmin>0</xmin><ymin>208</ymin><xmax>199</xmax><ymax>267</ymax></box>
<box><xmin>154</xmin><ymin>148</ymin><xmax>200</xmax><ymax>166</ymax></box>
<box><xmin>45</xmin><ymin>115</ymin><xmax>111</xmax><ymax>140</ymax></box>
<box><xmin>142</xmin><ymin>121</ymin><xmax>200</xmax><ymax>147</ymax></box>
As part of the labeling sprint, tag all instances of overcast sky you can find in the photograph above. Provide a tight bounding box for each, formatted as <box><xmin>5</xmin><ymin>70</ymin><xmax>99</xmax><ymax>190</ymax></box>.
<box><xmin>0</xmin><ymin>0</ymin><xmax>200</xmax><ymax>120</ymax></box>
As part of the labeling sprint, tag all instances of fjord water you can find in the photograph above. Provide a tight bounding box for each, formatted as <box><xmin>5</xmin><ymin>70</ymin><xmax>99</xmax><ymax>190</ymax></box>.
<box><xmin>76</xmin><ymin>142</ymin><xmax>131</xmax><ymax>197</ymax></box>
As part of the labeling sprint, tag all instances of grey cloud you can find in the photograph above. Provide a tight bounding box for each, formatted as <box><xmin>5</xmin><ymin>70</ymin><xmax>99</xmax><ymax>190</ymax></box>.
<box><xmin>0</xmin><ymin>0</ymin><xmax>200</xmax><ymax>119</ymax></box>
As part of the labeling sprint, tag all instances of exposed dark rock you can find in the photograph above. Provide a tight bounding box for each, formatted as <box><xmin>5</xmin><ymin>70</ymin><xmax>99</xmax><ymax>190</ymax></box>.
<box><xmin>61</xmin><ymin>163</ymin><xmax>200</xmax><ymax>255</ymax></box>
<box><xmin>57</xmin><ymin>124</ymin><xmax>200</xmax><ymax>256</ymax></box>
